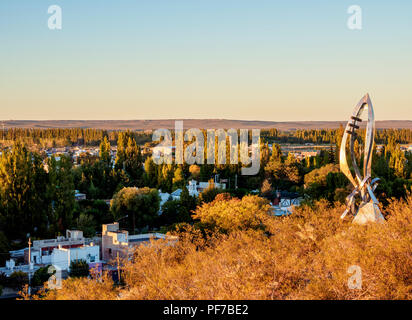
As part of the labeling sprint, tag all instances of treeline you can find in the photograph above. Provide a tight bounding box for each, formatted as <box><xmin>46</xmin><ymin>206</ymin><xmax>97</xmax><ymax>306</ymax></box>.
<box><xmin>1</xmin><ymin>127</ymin><xmax>411</xmax><ymax>149</ymax></box>
<box><xmin>261</xmin><ymin>128</ymin><xmax>412</xmax><ymax>144</ymax></box>
<box><xmin>0</xmin><ymin>128</ymin><xmax>152</xmax><ymax>148</ymax></box>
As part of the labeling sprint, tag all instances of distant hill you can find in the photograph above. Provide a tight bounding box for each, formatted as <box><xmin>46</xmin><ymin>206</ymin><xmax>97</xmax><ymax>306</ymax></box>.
<box><xmin>1</xmin><ymin>119</ymin><xmax>411</xmax><ymax>130</ymax></box>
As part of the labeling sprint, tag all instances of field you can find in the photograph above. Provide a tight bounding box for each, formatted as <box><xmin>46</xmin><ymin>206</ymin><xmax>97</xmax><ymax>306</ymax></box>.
<box><xmin>2</xmin><ymin>120</ymin><xmax>412</xmax><ymax>130</ymax></box>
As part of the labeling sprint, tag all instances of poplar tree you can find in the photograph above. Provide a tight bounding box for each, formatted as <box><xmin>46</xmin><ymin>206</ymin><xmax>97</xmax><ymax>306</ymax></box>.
<box><xmin>47</xmin><ymin>155</ymin><xmax>75</xmax><ymax>234</ymax></box>
<box><xmin>0</xmin><ymin>141</ymin><xmax>48</xmax><ymax>240</ymax></box>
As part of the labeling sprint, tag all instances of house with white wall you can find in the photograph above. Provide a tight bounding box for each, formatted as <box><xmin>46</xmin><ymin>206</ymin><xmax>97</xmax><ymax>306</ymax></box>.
<box><xmin>25</xmin><ymin>230</ymin><xmax>85</xmax><ymax>265</ymax></box>
<box><xmin>51</xmin><ymin>243</ymin><xmax>100</xmax><ymax>271</ymax></box>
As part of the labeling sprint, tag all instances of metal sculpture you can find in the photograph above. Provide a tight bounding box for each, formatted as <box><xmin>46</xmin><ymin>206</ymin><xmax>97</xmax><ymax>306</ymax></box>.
<box><xmin>339</xmin><ymin>94</ymin><xmax>385</xmax><ymax>224</ymax></box>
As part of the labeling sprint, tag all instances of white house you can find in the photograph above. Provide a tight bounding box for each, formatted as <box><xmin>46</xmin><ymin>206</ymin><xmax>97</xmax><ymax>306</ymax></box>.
<box><xmin>158</xmin><ymin>192</ymin><xmax>172</xmax><ymax>212</ymax></box>
<box><xmin>26</xmin><ymin>230</ymin><xmax>85</xmax><ymax>265</ymax></box>
<box><xmin>271</xmin><ymin>197</ymin><xmax>303</xmax><ymax>217</ymax></box>
<box><xmin>186</xmin><ymin>179</ymin><xmax>226</xmax><ymax>197</ymax></box>
<box><xmin>51</xmin><ymin>243</ymin><xmax>100</xmax><ymax>271</ymax></box>
<box><xmin>0</xmin><ymin>260</ymin><xmax>40</xmax><ymax>277</ymax></box>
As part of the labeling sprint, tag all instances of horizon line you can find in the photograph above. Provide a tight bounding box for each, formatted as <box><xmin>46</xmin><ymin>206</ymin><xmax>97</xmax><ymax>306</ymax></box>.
<box><xmin>1</xmin><ymin>119</ymin><xmax>411</xmax><ymax>122</ymax></box>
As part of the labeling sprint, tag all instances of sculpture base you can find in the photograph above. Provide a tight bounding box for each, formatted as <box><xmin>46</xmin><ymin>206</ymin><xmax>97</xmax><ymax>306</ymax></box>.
<box><xmin>352</xmin><ymin>201</ymin><xmax>385</xmax><ymax>225</ymax></box>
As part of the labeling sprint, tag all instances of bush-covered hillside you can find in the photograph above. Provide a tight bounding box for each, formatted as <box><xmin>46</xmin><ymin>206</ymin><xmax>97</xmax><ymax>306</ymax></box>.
<box><xmin>33</xmin><ymin>194</ymin><xmax>412</xmax><ymax>300</ymax></box>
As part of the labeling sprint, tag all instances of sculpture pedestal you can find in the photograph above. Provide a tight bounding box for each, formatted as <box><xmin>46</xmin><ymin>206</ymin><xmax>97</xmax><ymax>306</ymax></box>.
<box><xmin>352</xmin><ymin>201</ymin><xmax>385</xmax><ymax>225</ymax></box>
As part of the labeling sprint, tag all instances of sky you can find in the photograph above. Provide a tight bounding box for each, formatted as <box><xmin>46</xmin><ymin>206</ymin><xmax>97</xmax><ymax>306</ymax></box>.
<box><xmin>0</xmin><ymin>0</ymin><xmax>411</xmax><ymax>121</ymax></box>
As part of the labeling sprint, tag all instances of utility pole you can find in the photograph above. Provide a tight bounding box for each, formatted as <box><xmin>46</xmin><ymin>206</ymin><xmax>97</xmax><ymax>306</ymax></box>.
<box><xmin>117</xmin><ymin>252</ymin><xmax>121</xmax><ymax>284</ymax></box>
<box><xmin>28</xmin><ymin>238</ymin><xmax>32</xmax><ymax>296</ymax></box>
<box><xmin>28</xmin><ymin>238</ymin><xmax>32</xmax><ymax>265</ymax></box>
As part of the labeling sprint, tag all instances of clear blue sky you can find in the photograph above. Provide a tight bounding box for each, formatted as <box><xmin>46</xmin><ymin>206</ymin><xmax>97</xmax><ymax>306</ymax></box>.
<box><xmin>0</xmin><ymin>0</ymin><xmax>411</xmax><ymax>121</ymax></box>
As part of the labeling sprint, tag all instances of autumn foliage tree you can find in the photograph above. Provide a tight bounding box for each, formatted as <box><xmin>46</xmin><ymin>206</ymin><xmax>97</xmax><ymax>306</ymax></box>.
<box><xmin>192</xmin><ymin>195</ymin><xmax>271</xmax><ymax>233</ymax></box>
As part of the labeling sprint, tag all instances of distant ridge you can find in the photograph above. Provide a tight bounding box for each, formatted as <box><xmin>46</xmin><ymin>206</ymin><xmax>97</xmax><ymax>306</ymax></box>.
<box><xmin>1</xmin><ymin>120</ymin><xmax>411</xmax><ymax>130</ymax></box>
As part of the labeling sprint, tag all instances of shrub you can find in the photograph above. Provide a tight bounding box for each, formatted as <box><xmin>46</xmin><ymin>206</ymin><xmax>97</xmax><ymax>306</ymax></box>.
<box><xmin>69</xmin><ymin>260</ymin><xmax>90</xmax><ymax>278</ymax></box>
<box><xmin>0</xmin><ymin>272</ymin><xmax>8</xmax><ymax>287</ymax></box>
<box><xmin>32</xmin><ymin>265</ymin><xmax>53</xmax><ymax>287</ymax></box>
<box><xmin>192</xmin><ymin>195</ymin><xmax>271</xmax><ymax>233</ymax></box>
<box><xmin>9</xmin><ymin>271</ymin><xmax>28</xmax><ymax>289</ymax></box>
<box><xmin>38</xmin><ymin>273</ymin><xmax>117</xmax><ymax>300</ymax></box>
<box><xmin>0</xmin><ymin>232</ymin><xmax>10</xmax><ymax>266</ymax></box>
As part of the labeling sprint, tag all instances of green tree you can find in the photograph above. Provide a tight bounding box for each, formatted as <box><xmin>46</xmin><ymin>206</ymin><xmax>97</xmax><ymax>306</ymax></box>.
<box><xmin>390</xmin><ymin>145</ymin><xmax>407</xmax><ymax>178</ymax></box>
<box><xmin>271</xmin><ymin>144</ymin><xmax>282</xmax><ymax>161</ymax></box>
<box><xmin>160</xmin><ymin>186</ymin><xmax>197</xmax><ymax>226</ymax></box>
<box><xmin>172</xmin><ymin>167</ymin><xmax>185</xmax><ymax>189</ymax></box>
<box><xmin>143</xmin><ymin>157</ymin><xmax>157</xmax><ymax>187</ymax></box>
<box><xmin>304</xmin><ymin>164</ymin><xmax>348</xmax><ymax>202</ymax></box>
<box><xmin>69</xmin><ymin>259</ymin><xmax>90</xmax><ymax>278</ymax></box>
<box><xmin>111</xmin><ymin>187</ymin><xmax>160</xmax><ymax>233</ymax></box>
<box><xmin>99</xmin><ymin>136</ymin><xmax>111</xmax><ymax>165</ymax></box>
<box><xmin>284</xmin><ymin>153</ymin><xmax>300</xmax><ymax>184</ymax></box>
<box><xmin>157</xmin><ymin>164</ymin><xmax>173</xmax><ymax>193</ymax></box>
<box><xmin>76</xmin><ymin>213</ymin><xmax>96</xmax><ymax>238</ymax></box>
<box><xmin>32</xmin><ymin>265</ymin><xmax>53</xmax><ymax>287</ymax></box>
<box><xmin>115</xmin><ymin>132</ymin><xmax>126</xmax><ymax>171</ymax></box>
<box><xmin>199</xmin><ymin>181</ymin><xmax>223</xmax><ymax>204</ymax></box>
<box><xmin>180</xmin><ymin>185</ymin><xmax>197</xmax><ymax>215</ymax></box>
<box><xmin>47</xmin><ymin>155</ymin><xmax>75</xmax><ymax>234</ymax></box>
<box><xmin>124</xmin><ymin>137</ymin><xmax>144</xmax><ymax>185</ymax></box>
<box><xmin>8</xmin><ymin>271</ymin><xmax>28</xmax><ymax>289</ymax></box>
<box><xmin>0</xmin><ymin>232</ymin><xmax>10</xmax><ymax>266</ymax></box>
<box><xmin>0</xmin><ymin>141</ymin><xmax>49</xmax><ymax>240</ymax></box>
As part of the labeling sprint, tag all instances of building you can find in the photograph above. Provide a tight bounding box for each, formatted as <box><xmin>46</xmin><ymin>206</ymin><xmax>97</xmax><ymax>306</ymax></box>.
<box><xmin>300</xmin><ymin>151</ymin><xmax>320</xmax><ymax>158</ymax></box>
<box><xmin>51</xmin><ymin>243</ymin><xmax>100</xmax><ymax>271</ymax></box>
<box><xmin>197</xmin><ymin>181</ymin><xmax>226</xmax><ymax>192</ymax></box>
<box><xmin>25</xmin><ymin>230</ymin><xmax>85</xmax><ymax>265</ymax></box>
<box><xmin>75</xmin><ymin>190</ymin><xmax>87</xmax><ymax>201</ymax></box>
<box><xmin>270</xmin><ymin>190</ymin><xmax>302</xmax><ymax>217</ymax></box>
<box><xmin>159</xmin><ymin>192</ymin><xmax>172</xmax><ymax>213</ymax></box>
<box><xmin>159</xmin><ymin>179</ymin><xmax>225</xmax><ymax>210</ymax></box>
<box><xmin>101</xmin><ymin>223</ymin><xmax>129</xmax><ymax>261</ymax></box>
<box><xmin>101</xmin><ymin>223</ymin><xmax>177</xmax><ymax>262</ymax></box>
<box><xmin>0</xmin><ymin>260</ymin><xmax>40</xmax><ymax>277</ymax></box>
<box><xmin>2</xmin><ymin>230</ymin><xmax>100</xmax><ymax>279</ymax></box>
<box><xmin>289</xmin><ymin>151</ymin><xmax>320</xmax><ymax>161</ymax></box>
<box><xmin>186</xmin><ymin>179</ymin><xmax>226</xmax><ymax>196</ymax></box>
